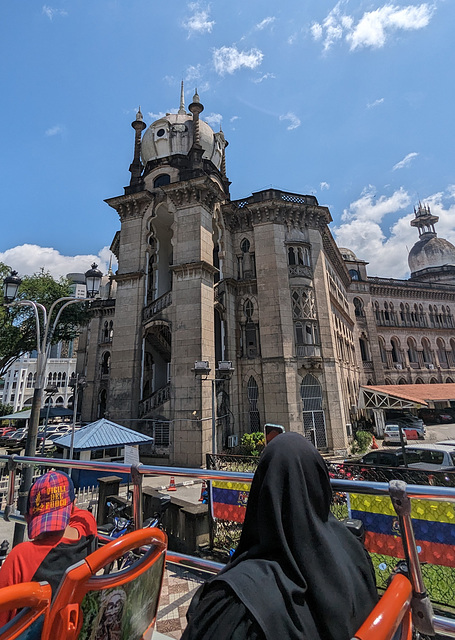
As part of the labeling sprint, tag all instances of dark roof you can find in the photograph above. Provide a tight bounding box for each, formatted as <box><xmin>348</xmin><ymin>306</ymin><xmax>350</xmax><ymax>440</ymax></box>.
<box><xmin>54</xmin><ymin>418</ymin><xmax>154</xmax><ymax>450</ymax></box>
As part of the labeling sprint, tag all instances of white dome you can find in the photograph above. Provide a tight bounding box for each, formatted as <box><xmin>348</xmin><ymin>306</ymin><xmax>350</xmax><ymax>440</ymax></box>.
<box><xmin>141</xmin><ymin>113</ymin><xmax>225</xmax><ymax>171</ymax></box>
<box><xmin>408</xmin><ymin>234</ymin><xmax>455</xmax><ymax>274</ymax></box>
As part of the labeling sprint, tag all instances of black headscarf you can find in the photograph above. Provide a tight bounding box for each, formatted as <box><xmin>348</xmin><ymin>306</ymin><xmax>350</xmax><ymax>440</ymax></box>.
<box><xmin>210</xmin><ymin>432</ymin><xmax>378</xmax><ymax>640</ymax></box>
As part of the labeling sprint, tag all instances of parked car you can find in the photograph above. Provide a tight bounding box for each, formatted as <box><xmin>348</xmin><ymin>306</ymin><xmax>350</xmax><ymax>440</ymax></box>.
<box><xmin>344</xmin><ymin>448</ymin><xmax>455</xmax><ymax>477</ymax></box>
<box><xmin>383</xmin><ymin>424</ymin><xmax>408</xmax><ymax>445</ymax></box>
<box><xmin>386</xmin><ymin>418</ymin><xmax>426</xmax><ymax>439</ymax></box>
<box><xmin>436</xmin><ymin>411</ymin><xmax>454</xmax><ymax>424</ymax></box>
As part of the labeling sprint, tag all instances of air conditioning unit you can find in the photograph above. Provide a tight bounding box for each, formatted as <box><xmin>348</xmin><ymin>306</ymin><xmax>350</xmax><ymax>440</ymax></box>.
<box><xmin>427</xmin><ymin>363</ymin><xmax>435</xmax><ymax>370</ymax></box>
<box><xmin>227</xmin><ymin>435</ymin><xmax>238</xmax><ymax>448</ymax></box>
<box><xmin>395</xmin><ymin>364</ymin><xmax>402</xmax><ymax>370</ymax></box>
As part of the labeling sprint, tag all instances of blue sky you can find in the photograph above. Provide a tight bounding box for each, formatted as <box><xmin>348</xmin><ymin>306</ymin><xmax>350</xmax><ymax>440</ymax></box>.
<box><xmin>1</xmin><ymin>0</ymin><xmax>454</xmax><ymax>279</ymax></box>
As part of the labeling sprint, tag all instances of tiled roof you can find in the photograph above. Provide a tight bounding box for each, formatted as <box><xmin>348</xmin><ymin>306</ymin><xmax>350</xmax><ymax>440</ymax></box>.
<box><xmin>362</xmin><ymin>383</ymin><xmax>455</xmax><ymax>405</ymax></box>
<box><xmin>54</xmin><ymin>418</ymin><xmax>154</xmax><ymax>450</ymax></box>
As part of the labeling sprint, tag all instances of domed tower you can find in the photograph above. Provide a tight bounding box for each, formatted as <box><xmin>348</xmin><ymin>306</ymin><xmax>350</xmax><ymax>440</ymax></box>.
<box><xmin>408</xmin><ymin>203</ymin><xmax>455</xmax><ymax>283</ymax></box>
<box><xmin>101</xmin><ymin>86</ymin><xmax>230</xmax><ymax>466</ymax></box>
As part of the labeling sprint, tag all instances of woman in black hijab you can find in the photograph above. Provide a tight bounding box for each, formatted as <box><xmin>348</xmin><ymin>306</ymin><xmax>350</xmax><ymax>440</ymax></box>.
<box><xmin>182</xmin><ymin>432</ymin><xmax>378</xmax><ymax>640</ymax></box>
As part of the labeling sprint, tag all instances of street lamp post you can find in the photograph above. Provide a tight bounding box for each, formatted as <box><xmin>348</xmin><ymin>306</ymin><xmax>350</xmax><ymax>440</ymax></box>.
<box><xmin>193</xmin><ymin>361</ymin><xmax>234</xmax><ymax>454</ymax></box>
<box><xmin>2</xmin><ymin>264</ymin><xmax>102</xmax><ymax>545</ymax></box>
<box><xmin>68</xmin><ymin>374</ymin><xmax>86</xmax><ymax>460</ymax></box>
<box><xmin>41</xmin><ymin>384</ymin><xmax>59</xmax><ymax>454</ymax></box>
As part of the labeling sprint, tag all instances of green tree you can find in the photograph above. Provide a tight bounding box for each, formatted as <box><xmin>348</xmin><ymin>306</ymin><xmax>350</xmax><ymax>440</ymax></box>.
<box><xmin>0</xmin><ymin>265</ymin><xmax>91</xmax><ymax>377</ymax></box>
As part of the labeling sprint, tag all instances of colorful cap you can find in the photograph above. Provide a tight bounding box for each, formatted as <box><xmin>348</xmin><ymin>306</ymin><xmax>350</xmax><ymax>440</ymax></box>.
<box><xmin>26</xmin><ymin>471</ymin><xmax>75</xmax><ymax>540</ymax></box>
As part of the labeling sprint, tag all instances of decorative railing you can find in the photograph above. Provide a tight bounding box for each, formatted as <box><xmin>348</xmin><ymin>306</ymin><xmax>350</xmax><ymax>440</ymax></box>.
<box><xmin>139</xmin><ymin>384</ymin><xmax>171</xmax><ymax>416</ymax></box>
<box><xmin>288</xmin><ymin>265</ymin><xmax>312</xmax><ymax>278</ymax></box>
<box><xmin>296</xmin><ymin>345</ymin><xmax>321</xmax><ymax>357</ymax></box>
<box><xmin>143</xmin><ymin>291</ymin><xmax>172</xmax><ymax>323</ymax></box>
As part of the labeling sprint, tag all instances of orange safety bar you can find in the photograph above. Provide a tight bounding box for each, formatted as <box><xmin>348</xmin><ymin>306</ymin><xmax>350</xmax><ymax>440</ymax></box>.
<box><xmin>353</xmin><ymin>574</ymin><xmax>413</xmax><ymax>640</ymax></box>
<box><xmin>42</xmin><ymin>527</ymin><xmax>167</xmax><ymax>640</ymax></box>
<box><xmin>0</xmin><ymin>581</ymin><xmax>52</xmax><ymax>640</ymax></box>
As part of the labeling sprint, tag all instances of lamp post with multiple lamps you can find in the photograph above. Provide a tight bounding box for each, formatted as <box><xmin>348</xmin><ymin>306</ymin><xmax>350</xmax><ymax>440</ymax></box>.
<box><xmin>68</xmin><ymin>373</ymin><xmax>86</xmax><ymax>460</ymax></box>
<box><xmin>41</xmin><ymin>384</ymin><xmax>59</xmax><ymax>454</ymax></box>
<box><xmin>2</xmin><ymin>263</ymin><xmax>102</xmax><ymax>545</ymax></box>
<box><xmin>192</xmin><ymin>361</ymin><xmax>234</xmax><ymax>454</ymax></box>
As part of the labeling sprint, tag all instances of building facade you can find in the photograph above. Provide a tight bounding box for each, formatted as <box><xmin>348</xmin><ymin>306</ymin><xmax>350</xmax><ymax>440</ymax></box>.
<box><xmin>77</xmin><ymin>90</ymin><xmax>455</xmax><ymax>466</ymax></box>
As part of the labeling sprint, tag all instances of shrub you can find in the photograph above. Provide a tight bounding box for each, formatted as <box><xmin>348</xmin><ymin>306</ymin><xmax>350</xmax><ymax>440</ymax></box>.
<box><xmin>351</xmin><ymin>430</ymin><xmax>372</xmax><ymax>455</ymax></box>
<box><xmin>241</xmin><ymin>432</ymin><xmax>265</xmax><ymax>456</ymax></box>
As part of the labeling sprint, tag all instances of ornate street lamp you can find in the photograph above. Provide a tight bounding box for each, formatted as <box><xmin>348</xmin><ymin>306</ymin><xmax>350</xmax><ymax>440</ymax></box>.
<box><xmin>41</xmin><ymin>384</ymin><xmax>59</xmax><ymax>454</ymax></box>
<box><xmin>2</xmin><ymin>271</ymin><xmax>22</xmax><ymax>303</ymax></box>
<box><xmin>85</xmin><ymin>263</ymin><xmax>103</xmax><ymax>299</ymax></box>
<box><xmin>2</xmin><ymin>264</ymin><xmax>102</xmax><ymax>545</ymax></box>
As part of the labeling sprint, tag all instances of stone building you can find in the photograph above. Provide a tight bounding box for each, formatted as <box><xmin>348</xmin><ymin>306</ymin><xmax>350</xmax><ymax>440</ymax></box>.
<box><xmin>77</xmin><ymin>88</ymin><xmax>455</xmax><ymax>466</ymax></box>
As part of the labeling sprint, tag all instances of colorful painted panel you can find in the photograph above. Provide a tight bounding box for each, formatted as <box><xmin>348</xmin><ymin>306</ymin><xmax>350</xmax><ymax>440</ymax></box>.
<box><xmin>350</xmin><ymin>493</ymin><xmax>455</xmax><ymax>568</ymax></box>
<box><xmin>210</xmin><ymin>481</ymin><xmax>250</xmax><ymax>524</ymax></box>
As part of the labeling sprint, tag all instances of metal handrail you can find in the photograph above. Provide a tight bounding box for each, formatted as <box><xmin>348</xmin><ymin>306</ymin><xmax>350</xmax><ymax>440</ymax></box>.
<box><xmin>1</xmin><ymin>455</ymin><xmax>455</xmax><ymax>636</ymax></box>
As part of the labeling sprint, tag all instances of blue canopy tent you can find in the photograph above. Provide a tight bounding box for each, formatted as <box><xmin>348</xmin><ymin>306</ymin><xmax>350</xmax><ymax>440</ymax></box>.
<box><xmin>54</xmin><ymin>418</ymin><xmax>154</xmax><ymax>488</ymax></box>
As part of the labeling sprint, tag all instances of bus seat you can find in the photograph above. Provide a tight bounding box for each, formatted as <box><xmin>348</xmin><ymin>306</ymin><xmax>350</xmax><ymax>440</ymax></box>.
<box><xmin>0</xmin><ymin>581</ymin><xmax>52</xmax><ymax>640</ymax></box>
<box><xmin>42</xmin><ymin>527</ymin><xmax>167</xmax><ymax>640</ymax></box>
<box><xmin>352</xmin><ymin>574</ymin><xmax>413</xmax><ymax>640</ymax></box>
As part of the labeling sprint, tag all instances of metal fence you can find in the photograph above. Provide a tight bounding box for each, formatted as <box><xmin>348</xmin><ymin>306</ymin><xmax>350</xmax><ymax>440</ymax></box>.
<box><xmin>2</xmin><ymin>454</ymin><xmax>455</xmax><ymax>638</ymax></box>
<box><xmin>207</xmin><ymin>453</ymin><xmax>455</xmax><ymax>619</ymax></box>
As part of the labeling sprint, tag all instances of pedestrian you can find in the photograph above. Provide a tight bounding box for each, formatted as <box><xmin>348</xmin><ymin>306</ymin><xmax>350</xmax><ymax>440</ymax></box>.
<box><xmin>182</xmin><ymin>432</ymin><xmax>378</xmax><ymax>640</ymax></box>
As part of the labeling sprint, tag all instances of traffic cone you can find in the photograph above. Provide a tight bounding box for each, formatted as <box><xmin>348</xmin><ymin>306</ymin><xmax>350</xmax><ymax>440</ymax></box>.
<box><xmin>372</xmin><ymin>435</ymin><xmax>379</xmax><ymax>450</ymax></box>
<box><xmin>167</xmin><ymin>476</ymin><xmax>177</xmax><ymax>491</ymax></box>
<box><xmin>198</xmin><ymin>480</ymin><xmax>207</xmax><ymax>502</ymax></box>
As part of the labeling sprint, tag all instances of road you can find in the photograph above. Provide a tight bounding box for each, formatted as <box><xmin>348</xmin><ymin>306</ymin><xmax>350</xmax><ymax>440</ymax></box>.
<box><xmin>422</xmin><ymin>421</ymin><xmax>455</xmax><ymax>443</ymax></box>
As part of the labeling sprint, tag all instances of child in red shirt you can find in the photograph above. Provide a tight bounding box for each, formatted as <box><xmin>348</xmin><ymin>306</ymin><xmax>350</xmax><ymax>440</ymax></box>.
<box><xmin>0</xmin><ymin>470</ymin><xmax>98</xmax><ymax>626</ymax></box>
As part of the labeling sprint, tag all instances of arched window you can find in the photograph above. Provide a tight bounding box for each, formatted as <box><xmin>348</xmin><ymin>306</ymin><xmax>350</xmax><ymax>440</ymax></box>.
<box><xmin>62</xmin><ymin>372</ymin><xmax>66</xmax><ymax>387</ymax></box>
<box><xmin>421</xmin><ymin>338</ymin><xmax>433</xmax><ymax>364</ymax></box>
<box><xmin>353</xmin><ymin>298</ymin><xmax>364</xmax><ymax>318</ymax></box>
<box><xmin>407</xmin><ymin>337</ymin><xmax>418</xmax><ymax>364</ymax></box>
<box><xmin>288</xmin><ymin>247</ymin><xmax>296</xmax><ymax>266</ymax></box>
<box><xmin>98</xmin><ymin>389</ymin><xmax>107</xmax><ymax>419</ymax></box>
<box><xmin>300</xmin><ymin>374</ymin><xmax>327</xmax><ymax>449</ymax></box>
<box><xmin>398</xmin><ymin>378</ymin><xmax>407</xmax><ymax>385</ymax></box>
<box><xmin>437</xmin><ymin>338</ymin><xmax>448</xmax><ymax>367</ymax></box>
<box><xmin>26</xmin><ymin>373</ymin><xmax>33</xmax><ymax>388</ymax></box>
<box><xmin>349</xmin><ymin>269</ymin><xmax>360</xmax><ymax>281</ymax></box>
<box><xmin>430</xmin><ymin>377</ymin><xmax>438</xmax><ymax>384</ymax></box>
<box><xmin>359</xmin><ymin>336</ymin><xmax>369</xmax><ymax>362</ymax></box>
<box><xmin>385</xmin><ymin>378</ymin><xmax>393</xmax><ymax>385</ymax></box>
<box><xmin>55</xmin><ymin>396</ymin><xmax>64</xmax><ymax>406</ymax></box>
<box><xmin>247</xmin><ymin>377</ymin><xmax>260</xmax><ymax>432</ymax></box>
<box><xmin>244</xmin><ymin>299</ymin><xmax>254</xmax><ymax>319</ymax></box>
<box><xmin>378</xmin><ymin>337</ymin><xmax>387</xmax><ymax>364</ymax></box>
<box><xmin>446</xmin><ymin>377</ymin><xmax>454</xmax><ymax>383</ymax></box>
<box><xmin>101</xmin><ymin>352</ymin><xmax>111</xmax><ymax>376</ymax></box>
<box><xmin>240</xmin><ymin>238</ymin><xmax>250</xmax><ymax>254</ymax></box>
<box><xmin>415</xmin><ymin>377</ymin><xmax>424</xmax><ymax>384</ymax></box>
<box><xmin>153</xmin><ymin>174</ymin><xmax>170</xmax><ymax>188</ymax></box>
<box><xmin>391</xmin><ymin>338</ymin><xmax>401</xmax><ymax>364</ymax></box>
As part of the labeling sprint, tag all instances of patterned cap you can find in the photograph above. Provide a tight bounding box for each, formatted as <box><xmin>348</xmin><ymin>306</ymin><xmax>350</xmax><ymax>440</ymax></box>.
<box><xmin>26</xmin><ymin>471</ymin><xmax>75</xmax><ymax>540</ymax></box>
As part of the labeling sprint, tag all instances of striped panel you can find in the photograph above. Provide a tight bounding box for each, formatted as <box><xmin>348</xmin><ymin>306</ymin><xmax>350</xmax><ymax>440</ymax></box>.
<box><xmin>210</xmin><ymin>481</ymin><xmax>250</xmax><ymax>524</ymax></box>
<box><xmin>350</xmin><ymin>493</ymin><xmax>455</xmax><ymax>524</ymax></box>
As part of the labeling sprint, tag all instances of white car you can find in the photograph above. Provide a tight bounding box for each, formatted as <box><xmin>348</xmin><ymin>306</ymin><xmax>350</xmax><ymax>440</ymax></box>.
<box><xmin>383</xmin><ymin>424</ymin><xmax>407</xmax><ymax>445</ymax></box>
<box><xmin>403</xmin><ymin>443</ymin><xmax>455</xmax><ymax>470</ymax></box>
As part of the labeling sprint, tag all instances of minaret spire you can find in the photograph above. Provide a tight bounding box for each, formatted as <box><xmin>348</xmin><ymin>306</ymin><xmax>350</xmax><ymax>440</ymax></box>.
<box><xmin>129</xmin><ymin>106</ymin><xmax>146</xmax><ymax>189</ymax></box>
<box><xmin>178</xmin><ymin>81</ymin><xmax>186</xmax><ymax>115</ymax></box>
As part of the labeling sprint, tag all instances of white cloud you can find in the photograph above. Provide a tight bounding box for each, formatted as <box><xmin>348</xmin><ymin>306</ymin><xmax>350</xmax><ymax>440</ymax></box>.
<box><xmin>204</xmin><ymin>112</ymin><xmax>223</xmax><ymax>128</ymax></box>
<box><xmin>42</xmin><ymin>5</ymin><xmax>67</xmax><ymax>20</ymax></box>
<box><xmin>311</xmin><ymin>3</ymin><xmax>434</xmax><ymax>52</ymax></box>
<box><xmin>213</xmin><ymin>46</ymin><xmax>263</xmax><ymax>75</ymax></box>
<box><xmin>253</xmin><ymin>72</ymin><xmax>275</xmax><ymax>83</ymax></box>
<box><xmin>183</xmin><ymin>2</ymin><xmax>215</xmax><ymax>35</ymax></box>
<box><xmin>45</xmin><ymin>125</ymin><xmax>64</xmax><ymax>137</ymax></box>
<box><xmin>320</xmin><ymin>181</ymin><xmax>330</xmax><ymax>191</ymax></box>
<box><xmin>393</xmin><ymin>152</ymin><xmax>419</xmax><ymax>170</ymax></box>
<box><xmin>230</xmin><ymin>116</ymin><xmax>240</xmax><ymax>123</ymax></box>
<box><xmin>330</xmin><ymin>185</ymin><xmax>455</xmax><ymax>278</ymax></box>
<box><xmin>256</xmin><ymin>17</ymin><xmax>275</xmax><ymax>30</ymax></box>
<box><xmin>279</xmin><ymin>112</ymin><xmax>301</xmax><ymax>130</ymax></box>
<box><xmin>367</xmin><ymin>97</ymin><xmax>384</xmax><ymax>108</ymax></box>
<box><xmin>0</xmin><ymin>245</ymin><xmax>117</xmax><ymax>279</ymax></box>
